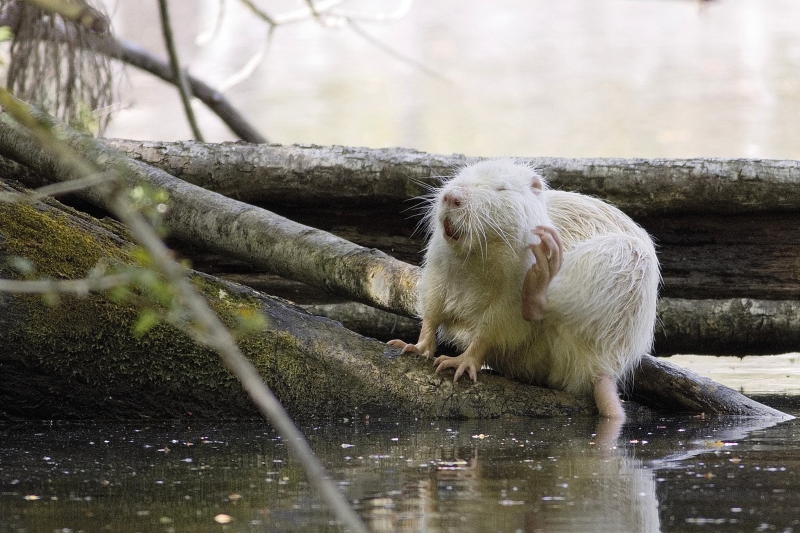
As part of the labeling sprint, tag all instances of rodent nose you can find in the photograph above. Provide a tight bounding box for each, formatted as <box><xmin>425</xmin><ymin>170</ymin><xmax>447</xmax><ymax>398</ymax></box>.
<box><xmin>443</xmin><ymin>192</ymin><xmax>463</xmax><ymax>208</ymax></box>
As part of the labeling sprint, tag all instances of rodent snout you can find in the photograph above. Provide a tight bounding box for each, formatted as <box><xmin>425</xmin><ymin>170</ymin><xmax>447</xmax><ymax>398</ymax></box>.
<box><xmin>442</xmin><ymin>192</ymin><xmax>463</xmax><ymax>208</ymax></box>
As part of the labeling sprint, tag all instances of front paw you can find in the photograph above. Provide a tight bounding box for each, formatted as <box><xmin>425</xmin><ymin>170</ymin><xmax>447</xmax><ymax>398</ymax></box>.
<box><xmin>434</xmin><ymin>354</ymin><xmax>480</xmax><ymax>382</ymax></box>
<box><xmin>387</xmin><ymin>339</ymin><xmax>434</xmax><ymax>359</ymax></box>
<box><xmin>522</xmin><ymin>226</ymin><xmax>564</xmax><ymax>321</ymax></box>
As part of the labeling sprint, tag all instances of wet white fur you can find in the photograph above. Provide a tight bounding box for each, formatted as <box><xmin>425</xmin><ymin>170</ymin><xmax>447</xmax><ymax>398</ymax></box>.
<box><xmin>419</xmin><ymin>159</ymin><xmax>660</xmax><ymax>398</ymax></box>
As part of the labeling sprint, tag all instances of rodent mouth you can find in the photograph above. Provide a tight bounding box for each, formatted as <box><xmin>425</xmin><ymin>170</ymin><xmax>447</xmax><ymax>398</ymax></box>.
<box><xmin>443</xmin><ymin>218</ymin><xmax>460</xmax><ymax>240</ymax></box>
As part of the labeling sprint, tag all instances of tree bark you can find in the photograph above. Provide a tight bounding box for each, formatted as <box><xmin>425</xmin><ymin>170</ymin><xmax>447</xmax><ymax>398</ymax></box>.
<box><xmin>104</xmin><ymin>140</ymin><xmax>800</xmax><ymax>302</ymax></box>
<box><xmin>630</xmin><ymin>355</ymin><xmax>790</xmax><ymax>416</ymax></box>
<box><xmin>0</xmin><ymin>178</ymin><xmax>789</xmax><ymax>420</ymax></box>
<box><xmin>105</xmin><ymin>139</ymin><xmax>800</xmax><ymax>215</ymax></box>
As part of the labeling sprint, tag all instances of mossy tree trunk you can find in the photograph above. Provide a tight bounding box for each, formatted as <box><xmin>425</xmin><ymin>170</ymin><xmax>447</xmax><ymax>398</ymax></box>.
<box><xmin>0</xmin><ymin>178</ymin><xmax>789</xmax><ymax>420</ymax></box>
<box><xmin>0</xmin><ymin>178</ymin><xmax>600</xmax><ymax>421</ymax></box>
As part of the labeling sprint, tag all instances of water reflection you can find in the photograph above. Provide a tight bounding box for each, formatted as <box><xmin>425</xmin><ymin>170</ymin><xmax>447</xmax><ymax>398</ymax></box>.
<box><xmin>0</xmin><ymin>414</ymin><xmax>795</xmax><ymax>532</ymax></box>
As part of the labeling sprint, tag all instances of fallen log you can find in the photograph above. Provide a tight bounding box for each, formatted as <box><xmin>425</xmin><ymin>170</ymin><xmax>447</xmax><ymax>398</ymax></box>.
<box><xmin>105</xmin><ymin>140</ymin><xmax>800</xmax><ymax>302</ymax></box>
<box><xmin>302</xmin><ymin>298</ymin><xmax>800</xmax><ymax>357</ymax></box>
<box><xmin>4</xmin><ymin>141</ymin><xmax>798</xmax><ymax>353</ymax></box>
<box><xmin>104</xmin><ymin>140</ymin><xmax>800</xmax><ymax>216</ymax></box>
<box><xmin>0</xmin><ymin>178</ymin><xmax>789</xmax><ymax>420</ymax></box>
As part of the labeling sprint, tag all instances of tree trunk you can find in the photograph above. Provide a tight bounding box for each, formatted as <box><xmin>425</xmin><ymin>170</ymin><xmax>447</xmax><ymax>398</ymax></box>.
<box><xmin>0</xmin><ymin>178</ymin><xmax>788</xmax><ymax>420</ymax></box>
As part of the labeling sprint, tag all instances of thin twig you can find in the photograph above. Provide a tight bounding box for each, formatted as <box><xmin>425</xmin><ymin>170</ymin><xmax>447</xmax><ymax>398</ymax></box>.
<box><xmin>238</xmin><ymin>0</ymin><xmax>344</xmax><ymax>26</ymax></box>
<box><xmin>304</xmin><ymin>0</ymin><xmax>321</xmax><ymax>21</ymax></box>
<box><xmin>0</xmin><ymin>89</ymin><xmax>369</xmax><ymax>533</ymax></box>
<box><xmin>195</xmin><ymin>0</ymin><xmax>227</xmax><ymax>46</ymax></box>
<box><xmin>346</xmin><ymin>19</ymin><xmax>448</xmax><ymax>81</ymax></box>
<box><xmin>328</xmin><ymin>0</ymin><xmax>413</xmax><ymax>22</ymax></box>
<box><xmin>218</xmin><ymin>26</ymin><xmax>273</xmax><ymax>93</ymax></box>
<box><xmin>0</xmin><ymin>273</ymin><xmax>133</xmax><ymax>294</ymax></box>
<box><xmin>157</xmin><ymin>0</ymin><xmax>205</xmax><ymax>142</ymax></box>
<box><xmin>238</xmin><ymin>0</ymin><xmax>278</xmax><ymax>25</ymax></box>
<box><xmin>0</xmin><ymin>171</ymin><xmax>112</xmax><ymax>203</ymax></box>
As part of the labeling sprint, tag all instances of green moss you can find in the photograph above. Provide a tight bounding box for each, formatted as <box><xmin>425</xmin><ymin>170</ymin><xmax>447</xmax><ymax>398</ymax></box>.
<box><xmin>0</xmin><ymin>201</ymin><xmax>129</xmax><ymax>278</ymax></box>
<box><xmin>0</xmin><ymin>188</ymin><xmax>358</xmax><ymax>419</ymax></box>
<box><xmin>0</xmin><ymin>199</ymin><xmax>264</xmax><ymax>418</ymax></box>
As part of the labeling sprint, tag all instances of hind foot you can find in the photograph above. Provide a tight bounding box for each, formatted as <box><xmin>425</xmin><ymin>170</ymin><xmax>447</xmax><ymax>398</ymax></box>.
<box><xmin>433</xmin><ymin>338</ymin><xmax>488</xmax><ymax>382</ymax></box>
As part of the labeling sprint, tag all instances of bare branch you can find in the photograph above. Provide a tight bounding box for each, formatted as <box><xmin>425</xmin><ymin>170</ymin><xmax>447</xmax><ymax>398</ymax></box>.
<box><xmin>346</xmin><ymin>19</ymin><xmax>447</xmax><ymax>81</ymax></box>
<box><xmin>157</xmin><ymin>0</ymin><xmax>204</xmax><ymax>142</ymax></box>
<box><xmin>218</xmin><ymin>25</ymin><xmax>273</xmax><ymax>93</ymax></box>
<box><xmin>113</xmin><ymin>39</ymin><xmax>266</xmax><ymax>143</ymax></box>
<box><xmin>0</xmin><ymin>170</ymin><xmax>111</xmax><ymax>203</ymax></box>
<box><xmin>195</xmin><ymin>0</ymin><xmax>227</xmax><ymax>46</ymax></box>
<box><xmin>237</xmin><ymin>0</ymin><xmax>277</xmax><ymax>25</ymax></box>
<box><xmin>0</xmin><ymin>272</ymin><xmax>132</xmax><ymax>294</ymax></box>
<box><xmin>329</xmin><ymin>0</ymin><xmax>413</xmax><ymax>22</ymax></box>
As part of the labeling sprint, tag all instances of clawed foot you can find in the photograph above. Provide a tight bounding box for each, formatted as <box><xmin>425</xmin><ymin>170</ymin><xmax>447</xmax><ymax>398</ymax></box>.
<box><xmin>434</xmin><ymin>353</ymin><xmax>481</xmax><ymax>382</ymax></box>
<box><xmin>387</xmin><ymin>338</ymin><xmax>435</xmax><ymax>359</ymax></box>
<box><xmin>522</xmin><ymin>225</ymin><xmax>564</xmax><ymax>322</ymax></box>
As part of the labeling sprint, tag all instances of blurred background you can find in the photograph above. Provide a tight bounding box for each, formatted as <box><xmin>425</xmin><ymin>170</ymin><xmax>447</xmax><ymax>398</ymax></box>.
<box><xmin>103</xmin><ymin>0</ymin><xmax>800</xmax><ymax>159</ymax></box>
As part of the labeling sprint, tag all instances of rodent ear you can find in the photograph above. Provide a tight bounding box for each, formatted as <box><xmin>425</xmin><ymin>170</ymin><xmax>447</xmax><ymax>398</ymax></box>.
<box><xmin>531</xmin><ymin>175</ymin><xmax>544</xmax><ymax>192</ymax></box>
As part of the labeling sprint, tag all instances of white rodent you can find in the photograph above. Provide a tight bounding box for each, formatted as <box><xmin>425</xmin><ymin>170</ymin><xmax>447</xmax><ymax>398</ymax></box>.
<box><xmin>388</xmin><ymin>159</ymin><xmax>660</xmax><ymax>419</ymax></box>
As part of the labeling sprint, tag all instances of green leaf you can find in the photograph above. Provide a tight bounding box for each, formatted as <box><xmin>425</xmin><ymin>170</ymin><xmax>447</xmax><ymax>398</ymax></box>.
<box><xmin>133</xmin><ymin>308</ymin><xmax>160</xmax><ymax>337</ymax></box>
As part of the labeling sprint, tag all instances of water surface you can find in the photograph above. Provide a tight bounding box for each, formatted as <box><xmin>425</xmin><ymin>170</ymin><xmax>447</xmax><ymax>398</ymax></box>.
<box><xmin>2</xmin><ymin>404</ymin><xmax>799</xmax><ymax>532</ymax></box>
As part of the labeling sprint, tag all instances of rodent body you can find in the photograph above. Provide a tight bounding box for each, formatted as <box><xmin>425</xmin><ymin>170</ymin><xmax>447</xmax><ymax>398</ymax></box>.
<box><xmin>389</xmin><ymin>159</ymin><xmax>660</xmax><ymax>418</ymax></box>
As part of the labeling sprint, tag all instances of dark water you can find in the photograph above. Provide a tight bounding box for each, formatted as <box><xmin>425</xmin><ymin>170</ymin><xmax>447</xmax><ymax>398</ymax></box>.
<box><xmin>2</xmin><ymin>400</ymin><xmax>799</xmax><ymax>533</ymax></box>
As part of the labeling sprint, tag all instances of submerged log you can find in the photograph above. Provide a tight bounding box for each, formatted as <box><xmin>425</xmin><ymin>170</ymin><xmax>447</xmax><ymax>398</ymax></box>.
<box><xmin>0</xmin><ymin>178</ymin><xmax>790</xmax><ymax>420</ymax></box>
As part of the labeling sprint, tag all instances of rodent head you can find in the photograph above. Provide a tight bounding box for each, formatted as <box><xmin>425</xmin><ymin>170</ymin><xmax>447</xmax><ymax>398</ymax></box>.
<box><xmin>429</xmin><ymin>160</ymin><xmax>550</xmax><ymax>255</ymax></box>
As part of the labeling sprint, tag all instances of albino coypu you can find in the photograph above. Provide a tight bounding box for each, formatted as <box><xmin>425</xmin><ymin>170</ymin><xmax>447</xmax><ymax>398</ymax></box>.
<box><xmin>388</xmin><ymin>159</ymin><xmax>659</xmax><ymax>418</ymax></box>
